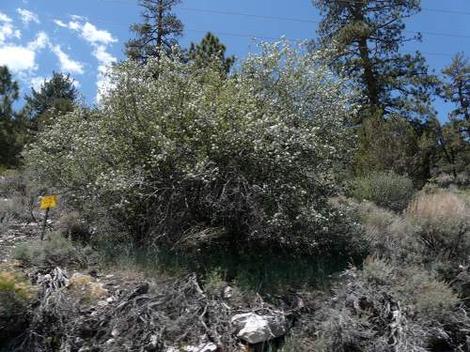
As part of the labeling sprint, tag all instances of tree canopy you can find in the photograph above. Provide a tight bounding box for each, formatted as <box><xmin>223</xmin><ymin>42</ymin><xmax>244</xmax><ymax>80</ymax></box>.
<box><xmin>125</xmin><ymin>0</ymin><xmax>183</xmax><ymax>63</ymax></box>
<box><xmin>189</xmin><ymin>32</ymin><xmax>235</xmax><ymax>74</ymax></box>
<box><xmin>313</xmin><ymin>0</ymin><xmax>437</xmax><ymax>122</ymax></box>
<box><xmin>24</xmin><ymin>72</ymin><xmax>78</xmax><ymax>131</ymax></box>
<box><xmin>0</xmin><ymin>66</ymin><xmax>21</xmax><ymax>167</ymax></box>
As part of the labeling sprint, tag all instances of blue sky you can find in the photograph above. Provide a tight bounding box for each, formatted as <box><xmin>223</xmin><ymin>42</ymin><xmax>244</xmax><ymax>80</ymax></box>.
<box><xmin>1</xmin><ymin>0</ymin><xmax>469</xmax><ymax>119</ymax></box>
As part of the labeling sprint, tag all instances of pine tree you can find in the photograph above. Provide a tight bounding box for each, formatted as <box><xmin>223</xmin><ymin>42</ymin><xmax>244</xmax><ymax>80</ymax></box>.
<box><xmin>440</xmin><ymin>53</ymin><xmax>470</xmax><ymax>126</ymax></box>
<box><xmin>0</xmin><ymin>66</ymin><xmax>20</xmax><ymax>166</ymax></box>
<box><xmin>24</xmin><ymin>72</ymin><xmax>78</xmax><ymax>131</ymax></box>
<box><xmin>436</xmin><ymin>53</ymin><xmax>470</xmax><ymax>177</ymax></box>
<box><xmin>189</xmin><ymin>32</ymin><xmax>235</xmax><ymax>73</ymax></box>
<box><xmin>354</xmin><ymin>113</ymin><xmax>437</xmax><ymax>186</ymax></box>
<box><xmin>125</xmin><ymin>0</ymin><xmax>183</xmax><ymax>63</ymax></box>
<box><xmin>313</xmin><ymin>0</ymin><xmax>437</xmax><ymax>122</ymax></box>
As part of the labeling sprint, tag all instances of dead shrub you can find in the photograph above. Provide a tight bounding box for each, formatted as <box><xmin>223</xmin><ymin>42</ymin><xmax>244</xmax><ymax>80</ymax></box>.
<box><xmin>19</xmin><ymin>271</ymin><xmax>248</xmax><ymax>351</ymax></box>
<box><xmin>0</xmin><ymin>196</ymin><xmax>32</xmax><ymax>224</ymax></box>
<box><xmin>56</xmin><ymin>211</ymin><xmax>91</xmax><ymax>243</ymax></box>
<box><xmin>0</xmin><ymin>170</ymin><xmax>44</xmax><ymax>223</ymax></box>
<box><xmin>305</xmin><ymin>259</ymin><xmax>466</xmax><ymax>352</ymax></box>
<box><xmin>67</xmin><ymin>273</ymin><xmax>108</xmax><ymax>303</ymax></box>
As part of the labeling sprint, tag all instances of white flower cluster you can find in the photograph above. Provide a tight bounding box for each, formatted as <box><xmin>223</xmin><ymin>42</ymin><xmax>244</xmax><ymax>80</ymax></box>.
<box><xmin>25</xmin><ymin>41</ymin><xmax>359</xmax><ymax>250</ymax></box>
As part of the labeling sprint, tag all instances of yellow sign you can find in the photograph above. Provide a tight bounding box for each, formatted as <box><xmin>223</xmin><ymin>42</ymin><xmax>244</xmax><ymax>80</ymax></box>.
<box><xmin>40</xmin><ymin>195</ymin><xmax>58</xmax><ymax>209</ymax></box>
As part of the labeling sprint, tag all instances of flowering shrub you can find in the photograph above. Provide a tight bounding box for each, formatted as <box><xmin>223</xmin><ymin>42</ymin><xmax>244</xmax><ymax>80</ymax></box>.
<box><xmin>25</xmin><ymin>42</ymin><xmax>358</xmax><ymax>253</ymax></box>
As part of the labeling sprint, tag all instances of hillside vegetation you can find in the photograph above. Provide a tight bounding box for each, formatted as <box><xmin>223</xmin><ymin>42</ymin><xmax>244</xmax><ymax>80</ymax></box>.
<box><xmin>0</xmin><ymin>43</ymin><xmax>468</xmax><ymax>352</ymax></box>
<box><xmin>1</xmin><ymin>0</ymin><xmax>470</xmax><ymax>351</ymax></box>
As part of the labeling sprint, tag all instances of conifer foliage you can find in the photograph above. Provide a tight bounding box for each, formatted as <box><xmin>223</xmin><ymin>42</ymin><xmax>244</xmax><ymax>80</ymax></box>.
<box><xmin>125</xmin><ymin>0</ymin><xmax>184</xmax><ymax>63</ymax></box>
<box><xmin>313</xmin><ymin>0</ymin><xmax>437</xmax><ymax>122</ymax></box>
<box><xmin>189</xmin><ymin>32</ymin><xmax>235</xmax><ymax>73</ymax></box>
<box><xmin>24</xmin><ymin>72</ymin><xmax>78</xmax><ymax>131</ymax></box>
<box><xmin>0</xmin><ymin>66</ymin><xmax>21</xmax><ymax>167</ymax></box>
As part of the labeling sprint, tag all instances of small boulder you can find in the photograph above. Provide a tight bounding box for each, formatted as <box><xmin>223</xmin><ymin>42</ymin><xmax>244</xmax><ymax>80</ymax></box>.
<box><xmin>184</xmin><ymin>342</ymin><xmax>217</xmax><ymax>352</ymax></box>
<box><xmin>231</xmin><ymin>312</ymin><xmax>287</xmax><ymax>344</ymax></box>
<box><xmin>223</xmin><ymin>286</ymin><xmax>233</xmax><ymax>299</ymax></box>
<box><xmin>166</xmin><ymin>336</ymin><xmax>217</xmax><ymax>352</ymax></box>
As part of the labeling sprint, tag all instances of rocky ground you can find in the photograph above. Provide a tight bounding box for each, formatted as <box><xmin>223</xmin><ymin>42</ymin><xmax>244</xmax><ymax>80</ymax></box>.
<box><xmin>1</xmin><ymin>212</ymin><xmax>308</xmax><ymax>352</ymax></box>
<box><xmin>0</xmin><ymin>221</ymin><xmax>40</xmax><ymax>261</ymax></box>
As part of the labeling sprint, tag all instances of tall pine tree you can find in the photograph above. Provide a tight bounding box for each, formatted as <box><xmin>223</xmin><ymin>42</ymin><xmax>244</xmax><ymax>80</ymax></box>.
<box><xmin>126</xmin><ymin>0</ymin><xmax>183</xmax><ymax>63</ymax></box>
<box><xmin>435</xmin><ymin>53</ymin><xmax>470</xmax><ymax>178</ymax></box>
<box><xmin>313</xmin><ymin>0</ymin><xmax>437</xmax><ymax>123</ymax></box>
<box><xmin>0</xmin><ymin>66</ymin><xmax>20</xmax><ymax>166</ymax></box>
<box><xmin>440</xmin><ymin>53</ymin><xmax>470</xmax><ymax>126</ymax></box>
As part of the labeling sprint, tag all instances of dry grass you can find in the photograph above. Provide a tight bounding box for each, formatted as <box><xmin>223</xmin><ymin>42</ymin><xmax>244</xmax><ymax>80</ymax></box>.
<box><xmin>67</xmin><ymin>273</ymin><xmax>108</xmax><ymax>302</ymax></box>
<box><xmin>407</xmin><ymin>191</ymin><xmax>468</xmax><ymax>222</ymax></box>
<box><xmin>406</xmin><ymin>191</ymin><xmax>470</xmax><ymax>259</ymax></box>
<box><xmin>0</xmin><ymin>266</ymin><xmax>35</xmax><ymax>301</ymax></box>
<box><xmin>355</xmin><ymin>201</ymin><xmax>422</xmax><ymax>263</ymax></box>
<box><xmin>0</xmin><ymin>264</ymin><xmax>36</xmax><ymax>344</ymax></box>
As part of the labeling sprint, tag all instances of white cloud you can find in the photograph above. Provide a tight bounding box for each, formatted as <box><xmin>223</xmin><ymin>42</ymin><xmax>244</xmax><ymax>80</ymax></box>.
<box><xmin>28</xmin><ymin>31</ymin><xmax>49</xmax><ymax>50</ymax></box>
<box><xmin>0</xmin><ymin>11</ymin><xmax>21</xmax><ymax>44</ymax></box>
<box><xmin>0</xmin><ymin>12</ymin><xmax>86</xmax><ymax>91</ymax></box>
<box><xmin>55</xmin><ymin>17</ymin><xmax>117</xmax><ymax>102</ymax></box>
<box><xmin>53</xmin><ymin>19</ymin><xmax>67</xmax><ymax>28</ymax></box>
<box><xmin>68</xmin><ymin>21</ymin><xmax>80</xmax><ymax>31</ymax></box>
<box><xmin>68</xmin><ymin>20</ymin><xmax>117</xmax><ymax>45</ymax></box>
<box><xmin>70</xmin><ymin>15</ymin><xmax>87</xmax><ymax>22</ymax></box>
<box><xmin>17</xmin><ymin>8</ymin><xmax>40</xmax><ymax>25</ymax></box>
<box><xmin>30</xmin><ymin>76</ymin><xmax>46</xmax><ymax>90</ymax></box>
<box><xmin>0</xmin><ymin>32</ymin><xmax>48</xmax><ymax>73</ymax></box>
<box><xmin>52</xmin><ymin>16</ymin><xmax>118</xmax><ymax>101</ymax></box>
<box><xmin>94</xmin><ymin>45</ymin><xmax>117</xmax><ymax>102</ymax></box>
<box><xmin>96</xmin><ymin>66</ymin><xmax>113</xmax><ymax>103</ymax></box>
<box><xmin>0</xmin><ymin>12</ymin><xmax>12</xmax><ymax>23</ymax></box>
<box><xmin>0</xmin><ymin>24</ymin><xmax>20</xmax><ymax>44</ymax></box>
<box><xmin>50</xmin><ymin>45</ymin><xmax>84</xmax><ymax>74</ymax></box>
<box><xmin>0</xmin><ymin>46</ymin><xmax>36</xmax><ymax>72</ymax></box>
<box><xmin>94</xmin><ymin>45</ymin><xmax>117</xmax><ymax>66</ymax></box>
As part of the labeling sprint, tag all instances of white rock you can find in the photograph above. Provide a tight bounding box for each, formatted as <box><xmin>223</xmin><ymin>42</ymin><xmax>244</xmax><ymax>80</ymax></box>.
<box><xmin>231</xmin><ymin>312</ymin><xmax>287</xmax><ymax>344</ymax></box>
<box><xmin>106</xmin><ymin>338</ymin><xmax>115</xmax><ymax>345</ymax></box>
<box><xmin>223</xmin><ymin>286</ymin><xmax>233</xmax><ymax>299</ymax></box>
<box><xmin>184</xmin><ymin>342</ymin><xmax>217</xmax><ymax>352</ymax></box>
<box><xmin>166</xmin><ymin>342</ymin><xmax>217</xmax><ymax>352</ymax></box>
<box><xmin>149</xmin><ymin>334</ymin><xmax>158</xmax><ymax>348</ymax></box>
